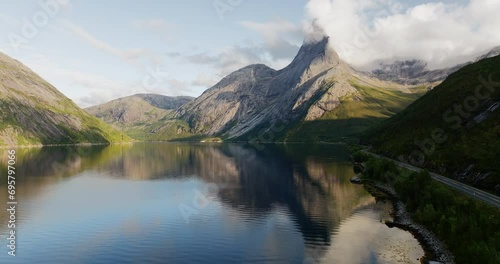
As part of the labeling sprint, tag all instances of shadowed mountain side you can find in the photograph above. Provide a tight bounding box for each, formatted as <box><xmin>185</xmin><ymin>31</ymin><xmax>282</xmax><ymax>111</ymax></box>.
<box><xmin>0</xmin><ymin>145</ymin><xmax>109</xmax><ymax>182</ymax></box>
<box><xmin>364</xmin><ymin>55</ymin><xmax>500</xmax><ymax>194</ymax></box>
<box><xmin>282</xmin><ymin>118</ymin><xmax>387</xmax><ymax>143</ymax></box>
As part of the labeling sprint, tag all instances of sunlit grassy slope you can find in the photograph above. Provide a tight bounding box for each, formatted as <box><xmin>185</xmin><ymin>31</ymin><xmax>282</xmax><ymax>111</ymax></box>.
<box><xmin>283</xmin><ymin>84</ymin><xmax>426</xmax><ymax>142</ymax></box>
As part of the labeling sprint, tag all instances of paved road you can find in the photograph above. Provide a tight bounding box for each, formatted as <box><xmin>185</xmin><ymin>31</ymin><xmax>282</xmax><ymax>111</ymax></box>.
<box><xmin>362</xmin><ymin>150</ymin><xmax>500</xmax><ymax>209</ymax></box>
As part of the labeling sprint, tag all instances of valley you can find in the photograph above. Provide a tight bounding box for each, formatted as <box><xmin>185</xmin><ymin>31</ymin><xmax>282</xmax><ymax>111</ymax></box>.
<box><xmin>0</xmin><ymin>24</ymin><xmax>499</xmax><ymax>264</ymax></box>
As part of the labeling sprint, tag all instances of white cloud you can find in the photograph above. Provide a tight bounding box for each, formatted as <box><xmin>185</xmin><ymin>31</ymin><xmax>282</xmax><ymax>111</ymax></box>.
<box><xmin>241</xmin><ymin>19</ymin><xmax>300</xmax><ymax>39</ymax></box>
<box><xmin>306</xmin><ymin>0</ymin><xmax>500</xmax><ymax>70</ymax></box>
<box><xmin>185</xmin><ymin>45</ymin><xmax>265</xmax><ymax>76</ymax></box>
<box><xmin>241</xmin><ymin>19</ymin><xmax>302</xmax><ymax>60</ymax></box>
<box><xmin>132</xmin><ymin>18</ymin><xmax>173</xmax><ymax>31</ymax></box>
<box><xmin>68</xmin><ymin>71</ymin><xmax>192</xmax><ymax>107</ymax></box>
<box><xmin>23</xmin><ymin>53</ymin><xmax>190</xmax><ymax>107</ymax></box>
<box><xmin>191</xmin><ymin>74</ymin><xmax>218</xmax><ymax>87</ymax></box>
<box><xmin>66</xmin><ymin>70</ymin><xmax>191</xmax><ymax>107</ymax></box>
<box><xmin>59</xmin><ymin>19</ymin><xmax>159</xmax><ymax>65</ymax></box>
<box><xmin>181</xmin><ymin>19</ymin><xmax>303</xmax><ymax>78</ymax></box>
<box><xmin>49</xmin><ymin>68</ymin><xmax>144</xmax><ymax>107</ymax></box>
<box><xmin>132</xmin><ymin>18</ymin><xmax>175</xmax><ymax>41</ymax></box>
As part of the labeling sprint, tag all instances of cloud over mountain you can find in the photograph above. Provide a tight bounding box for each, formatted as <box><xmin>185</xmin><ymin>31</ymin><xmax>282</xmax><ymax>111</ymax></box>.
<box><xmin>306</xmin><ymin>0</ymin><xmax>500</xmax><ymax>70</ymax></box>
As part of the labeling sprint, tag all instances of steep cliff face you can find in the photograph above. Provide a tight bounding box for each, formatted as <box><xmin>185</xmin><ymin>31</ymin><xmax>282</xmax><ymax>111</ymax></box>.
<box><xmin>177</xmin><ymin>63</ymin><xmax>278</xmax><ymax>136</ymax></box>
<box><xmin>0</xmin><ymin>52</ymin><xmax>127</xmax><ymax>146</ymax></box>
<box><xmin>177</xmin><ymin>37</ymin><xmax>423</xmax><ymax>141</ymax></box>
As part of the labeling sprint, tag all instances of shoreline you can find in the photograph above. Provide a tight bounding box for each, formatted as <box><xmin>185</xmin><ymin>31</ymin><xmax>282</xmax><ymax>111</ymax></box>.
<box><xmin>0</xmin><ymin>141</ymin><xmax>134</xmax><ymax>149</ymax></box>
<box><xmin>0</xmin><ymin>140</ymin><xmax>346</xmax><ymax>149</ymax></box>
<box><xmin>355</xmin><ymin>178</ymin><xmax>455</xmax><ymax>264</ymax></box>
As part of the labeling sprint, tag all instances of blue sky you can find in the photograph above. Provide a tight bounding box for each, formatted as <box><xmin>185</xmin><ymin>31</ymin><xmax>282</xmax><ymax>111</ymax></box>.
<box><xmin>0</xmin><ymin>0</ymin><xmax>306</xmax><ymax>106</ymax></box>
<box><xmin>0</xmin><ymin>0</ymin><xmax>499</xmax><ymax>107</ymax></box>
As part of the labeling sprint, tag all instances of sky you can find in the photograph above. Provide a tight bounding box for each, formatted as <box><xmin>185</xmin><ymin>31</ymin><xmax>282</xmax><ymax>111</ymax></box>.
<box><xmin>0</xmin><ymin>0</ymin><xmax>499</xmax><ymax>107</ymax></box>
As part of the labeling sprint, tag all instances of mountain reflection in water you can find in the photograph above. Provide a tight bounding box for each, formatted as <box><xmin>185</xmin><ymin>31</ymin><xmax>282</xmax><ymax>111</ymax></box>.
<box><xmin>0</xmin><ymin>143</ymin><xmax>423</xmax><ymax>264</ymax></box>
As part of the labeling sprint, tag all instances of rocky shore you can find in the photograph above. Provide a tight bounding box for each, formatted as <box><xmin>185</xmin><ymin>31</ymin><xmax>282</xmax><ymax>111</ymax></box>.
<box><xmin>354</xmin><ymin>178</ymin><xmax>455</xmax><ymax>264</ymax></box>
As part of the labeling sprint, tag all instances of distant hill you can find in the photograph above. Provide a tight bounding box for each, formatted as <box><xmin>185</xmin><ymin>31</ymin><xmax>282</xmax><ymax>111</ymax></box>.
<box><xmin>86</xmin><ymin>94</ymin><xmax>194</xmax><ymax>140</ymax></box>
<box><xmin>363</xmin><ymin>55</ymin><xmax>500</xmax><ymax>194</ymax></box>
<box><xmin>0</xmin><ymin>52</ymin><xmax>128</xmax><ymax>146</ymax></box>
<box><xmin>131</xmin><ymin>94</ymin><xmax>193</xmax><ymax>110</ymax></box>
<box><xmin>370</xmin><ymin>59</ymin><xmax>466</xmax><ymax>85</ymax></box>
<box><xmin>370</xmin><ymin>46</ymin><xmax>500</xmax><ymax>85</ymax></box>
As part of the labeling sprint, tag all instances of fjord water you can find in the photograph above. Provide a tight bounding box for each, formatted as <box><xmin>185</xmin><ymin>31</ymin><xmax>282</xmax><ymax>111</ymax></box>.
<box><xmin>0</xmin><ymin>143</ymin><xmax>423</xmax><ymax>264</ymax></box>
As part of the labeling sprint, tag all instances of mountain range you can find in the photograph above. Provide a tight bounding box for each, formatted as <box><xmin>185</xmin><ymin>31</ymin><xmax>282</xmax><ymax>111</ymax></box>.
<box><xmin>1</xmin><ymin>36</ymin><xmax>498</xmax><ymax>147</ymax></box>
<box><xmin>90</xmin><ymin>37</ymin><xmax>499</xmax><ymax>143</ymax></box>
<box><xmin>176</xmin><ymin>37</ymin><xmax>427</xmax><ymax>142</ymax></box>
<box><xmin>90</xmin><ymin>37</ymin><xmax>439</xmax><ymax>142</ymax></box>
<box><xmin>370</xmin><ymin>46</ymin><xmax>500</xmax><ymax>85</ymax></box>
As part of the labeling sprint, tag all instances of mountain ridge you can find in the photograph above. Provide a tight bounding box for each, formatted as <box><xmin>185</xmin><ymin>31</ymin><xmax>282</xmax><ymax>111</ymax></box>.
<box><xmin>86</xmin><ymin>94</ymin><xmax>194</xmax><ymax>140</ymax></box>
<box><xmin>176</xmin><ymin>36</ymin><xmax>425</xmax><ymax>141</ymax></box>
<box><xmin>88</xmin><ymin>39</ymin><xmax>500</xmax><ymax>143</ymax></box>
<box><xmin>370</xmin><ymin>46</ymin><xmax>500</xmax><ymax>85</ymax></box>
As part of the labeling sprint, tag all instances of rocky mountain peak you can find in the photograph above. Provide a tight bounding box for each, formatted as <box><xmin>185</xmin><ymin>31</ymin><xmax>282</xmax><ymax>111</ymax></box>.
<box><xmin>175</xmin><ymin>35</ymin><xmax>362</xmax><ymax>138</ymax></box>
<box><xmin>283</xmin><ymin>36</ymin><xmax>341</xmax><ymax>73</ymax></box>
<box><xmin>271</xmin><ymin>36</ymin><xmax>346</xmax><ymax>92</ymax></box>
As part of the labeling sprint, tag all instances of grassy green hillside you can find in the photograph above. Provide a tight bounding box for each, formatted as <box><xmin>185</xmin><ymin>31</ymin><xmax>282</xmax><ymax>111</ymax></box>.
<box><xmin>0</xmin><ymin>95</ymin><xmax>128</xmax><ymax>146</ymax></box>
<box><xmin>0</xmin><ymin>52</ymin><xmax>129</xmax><ymax>146</ymax></box>
<box><xmin>363</xmin><ymin>55</ymin><xmax>500</xmax><ymax>193</ymax></box>
<box><xmin>124</xmin><ymin>117</ymin><xmax>196</xmax><ymax>141</ymax></box>
<box><xmin>283</xmin><ymin>83</ymin><xmax>427</xmax><ymax>142</ymax></box>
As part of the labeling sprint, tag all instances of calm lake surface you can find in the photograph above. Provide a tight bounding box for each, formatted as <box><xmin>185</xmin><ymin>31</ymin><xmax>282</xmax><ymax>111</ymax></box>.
<box><xmin>0</xmin><ymin>143</ymin><xmax>423</xmax><ymax>264</ymax></box>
